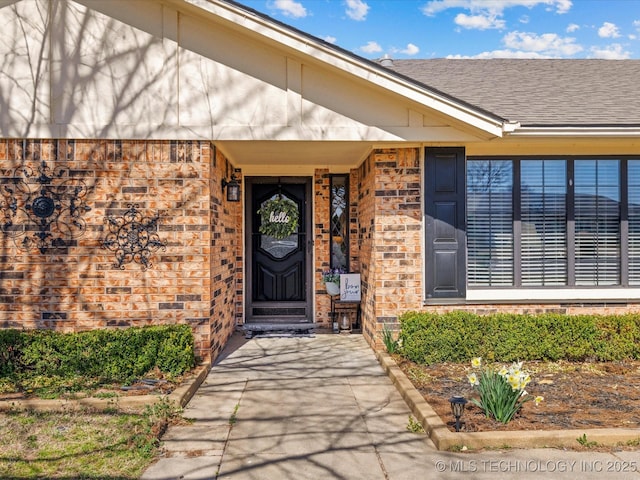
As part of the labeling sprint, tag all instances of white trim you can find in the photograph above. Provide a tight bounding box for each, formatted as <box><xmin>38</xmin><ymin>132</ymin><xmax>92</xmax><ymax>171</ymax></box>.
<box><xmin>508</xmin><ymin>127</ymin><xmax>640</xmax><ymax>137</ymax></box>
<box><xmin>467</xmin><ymin>288</ymin><xmax>640</xmax><ymax>302</ymax></box>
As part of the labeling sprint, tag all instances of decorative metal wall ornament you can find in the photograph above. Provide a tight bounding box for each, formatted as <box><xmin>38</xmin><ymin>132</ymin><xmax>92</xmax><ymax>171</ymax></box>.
<box><xmin>102</xmin><ymin>204</ymin><xmax>166</xmax><ymax>270</ymax></box>
<box><xmin>0</xmin><ymin>161</ymin><xmax>91</xmax><ymax>253</ymax></box>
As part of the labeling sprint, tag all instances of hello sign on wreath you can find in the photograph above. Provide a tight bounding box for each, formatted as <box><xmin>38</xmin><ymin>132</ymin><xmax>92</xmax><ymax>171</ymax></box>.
<box><xmin>257</xmin><ymin>196</ymin><xmax>299</xmax><ymax>240</ymax></box>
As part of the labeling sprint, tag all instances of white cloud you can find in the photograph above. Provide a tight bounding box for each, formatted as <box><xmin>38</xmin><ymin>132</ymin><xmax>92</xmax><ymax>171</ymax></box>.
<box><xmin>566</xmin><ymin>23</ymin><xmax>579</xmax><ymax>33</ymax></box>
<box><xmin>590</xmin><ymin>43</ymin><xmax>630</xmax><ymax>59</ymax></box>
<box><xmin>634</xmin><ymin>20</ymin><xmax>640</xmax><ymax>31</ymax></box>
<box><xmin>270</xmin><ymin>0</ymin><xmax>307</xmax><ymax>18</ymax></box>
<box><xmin>359</xmin><ymin>41</ymin><xmax>382</xmax><ymax>54</ymax></box>
<box><xmin>345</xmin><ymin>0</ymin><xmax>369</xmax><ymax>21</ymax></box>
<box><xmin>323</xmin><ymin>35</ymin><xmax>337</xmax><ymax>44</ymax></box>
<box><xmin>552</xmin><ymin>0</ymin><xmax>572</xmax><ymax>14</ymax></box>
<box><xmin>422</xmin><ymin>0</ymin><xmax>572</xmax><ymax>17</ymax></box>
<box><xmin>503</xmin><ymin>30</ymin><xmax>583</xmax><ymax>56</ymax></box>
<box><xmin>422</xmin><ymin>1</ymin><xmax>571</xmax><ymax>33</ymax></box>
<box><xmin>400</xmin><ymin>43</ymin><xmax>420</xmax><ymax>55</ymax></box>
<box><xmin>390</xmin><ymin>43</ymin><xmax>421</xmax><ymax>56</ymax></box>
<box><xmin>598</xmin><ymin>22</ymin><xmax>621</xmax><ymax>39</ymax></box>
<box><xmin>454</xmin><ymin>13</ymin><xmax>505</xmax><ymax>30</ymax></box>
<box><xmin>447</xmin><ymin>50</ymin><xmax>554</xmax><ymax>59</ymax></box>
<box><xmin>519</xmin><ymin>15</ymin><xmax>530</xmax><ymax>24</ymax></box>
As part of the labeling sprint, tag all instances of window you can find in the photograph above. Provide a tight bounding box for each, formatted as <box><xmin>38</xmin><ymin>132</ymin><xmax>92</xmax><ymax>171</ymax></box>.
<box><xmin>330</xmin><ymin>175</ymin><xmax>349</xmax><ymax>270</ymax></box>
<box><xmin>521</xmin><ymin>160</ymin><xmax>567</xmax><ymax>286</ymax></box>
<box><xmin>629</xmin><ymin>161</ymin><xmax>640</xmax><ymax>285</ymax></box>
<box><xmin>574</xmin><ymin>160</ymin><xmax>620</xmax><ymax>285</ymax></box>
<box><xmin>467</xmin><ymin>157</ymin><xmax>634</xmax><ymax>288</ymax></box>
<box><xmin>467</xmin><ymin>160</ymin><xmax>513</xmax><ymax>286</ymax></box>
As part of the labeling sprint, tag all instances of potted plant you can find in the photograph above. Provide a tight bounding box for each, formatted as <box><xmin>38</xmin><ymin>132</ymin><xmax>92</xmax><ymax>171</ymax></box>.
<box><xmin>322</xmin><ymin>267</ymin><xmax>346</xmax><ymax>295</ymax></box>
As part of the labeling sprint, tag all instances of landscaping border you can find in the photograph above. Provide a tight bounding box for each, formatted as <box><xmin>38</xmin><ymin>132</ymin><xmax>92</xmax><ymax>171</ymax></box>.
<box><xmin>0</xmin><ymin>364</ymin><xmax>210</xmax><ymax>413</ymax></box>
<box><xmin>375</xmin><ymin>351</ymin><xmax>640</xmax><ymax>451</ymax></box>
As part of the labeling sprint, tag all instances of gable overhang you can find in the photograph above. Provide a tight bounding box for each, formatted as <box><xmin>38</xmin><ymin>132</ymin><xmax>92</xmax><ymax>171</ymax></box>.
<box><xmin>169</xmin><ymin>0</ymin><xmax>510</xmax><ymax>140</ymax></box>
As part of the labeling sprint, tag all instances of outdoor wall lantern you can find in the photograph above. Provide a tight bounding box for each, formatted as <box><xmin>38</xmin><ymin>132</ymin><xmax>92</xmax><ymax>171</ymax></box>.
<box><xmin>221</xmin><ymin>174</ymin><xmax>241</xmax><ymax>202</ymax></box>
<box><xmin>449</xmin><ymin>396</ymin><xmax>467</xmax><ymax>432</ymax></box>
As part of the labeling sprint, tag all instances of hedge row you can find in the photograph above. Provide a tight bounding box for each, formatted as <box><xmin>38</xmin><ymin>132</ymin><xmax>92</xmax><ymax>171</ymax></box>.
<box><xmin>399</xmin><ymin>311</ymin><xmax>640</xmax><ymax>364</ymax></box>
<box><xmin>0</xmin><ymin>325</ymin><xmax>195</xmax><ymax>383</ymax></box>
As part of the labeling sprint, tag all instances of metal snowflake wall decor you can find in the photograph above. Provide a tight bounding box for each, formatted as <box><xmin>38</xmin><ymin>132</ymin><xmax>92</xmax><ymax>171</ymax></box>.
<box><xmin>0</xmin><ymin>161</ymin><xmax>91</xmax><ymax>253</ymax></box>
<box><xmin>102</xmin><ymin>204</ymin><xmax>166</xmax><ymax>270</ymax></box>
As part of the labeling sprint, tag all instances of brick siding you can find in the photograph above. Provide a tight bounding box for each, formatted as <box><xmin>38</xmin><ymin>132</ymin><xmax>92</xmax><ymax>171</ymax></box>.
<box><xmin>0</xmin><ymin>139</ymin><xmax>240</xmax><ymax>362</ymax></box>
<box><xmin>354</xmin><ymin>148</ymin><xmax>423</xmax><ymax>346</ymax></box>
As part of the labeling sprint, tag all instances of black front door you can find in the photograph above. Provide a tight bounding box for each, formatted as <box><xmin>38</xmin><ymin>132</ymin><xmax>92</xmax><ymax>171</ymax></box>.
<box><xmin>246</xmin><ymin>177</ymin><xmax>312</xmax><ymax>323</ymax></box>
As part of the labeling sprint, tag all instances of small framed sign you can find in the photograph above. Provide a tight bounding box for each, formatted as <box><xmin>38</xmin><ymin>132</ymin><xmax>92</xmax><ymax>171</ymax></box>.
<box><xmin>340</xmin><ymin>274</ymin><xmax>361</xmax><ymax>301</ymax></box>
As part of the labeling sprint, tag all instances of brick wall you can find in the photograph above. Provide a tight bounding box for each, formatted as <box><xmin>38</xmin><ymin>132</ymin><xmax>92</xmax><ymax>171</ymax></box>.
<box><xmin>0</xmin><ymin>139</ymin><xmax>240</xmax><ymax>362</ymax></box>
<box><xmin>314</xmin><ymin>169</ymin><xmax>332</xmax><ymax>327</ymax></box>
<box><xmin>356</xmin><ymin>153</ymin><xmax>376</xmax><ymax>342</ymax></box>
<box><xmin>355</xmin><ymin>148</ymin><xmax>423</xmax><ymax>346</ymax></box>
<box><xmin>414</xmin><ymin>304</ymin><xmax>640</xmax><ymax>316</ymax></box>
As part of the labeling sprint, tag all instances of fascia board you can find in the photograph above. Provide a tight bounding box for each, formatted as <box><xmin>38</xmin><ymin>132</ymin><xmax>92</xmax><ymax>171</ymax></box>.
<box><xmin>175</xmin><ymin>0</ymin><xmax>506</xmax><ymax>138</ymax></box>
<box><xmin>509</xmin><ymin>127</ymin><xmax>640</xmax><ymax>137</ymax></box>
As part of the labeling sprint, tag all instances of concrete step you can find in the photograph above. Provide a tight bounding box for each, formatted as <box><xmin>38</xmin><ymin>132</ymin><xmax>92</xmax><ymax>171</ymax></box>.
<box><xmin>242</xmin><ymin>322</ymin><xmax>318</xmax><ymax>338</ymax></box>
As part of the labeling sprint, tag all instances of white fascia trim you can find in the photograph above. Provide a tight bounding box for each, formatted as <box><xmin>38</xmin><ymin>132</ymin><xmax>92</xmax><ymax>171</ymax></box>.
<box><xmin>467</xmin><ymin>288</ymin><xmax>640</xmax><ymax>302</ymax></box>
<box><xmin>180</xmin><ymin>0</ymin><xmax>507</xmax><ymax>138</ymax></box>
<box><xmin>508</xmin><ymin>126</ymin><xmax>640</xmax><ymax>137</ymax></box>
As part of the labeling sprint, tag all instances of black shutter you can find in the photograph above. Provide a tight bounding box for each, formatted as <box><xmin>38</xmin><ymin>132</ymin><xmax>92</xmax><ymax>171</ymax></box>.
<box><xmin>425</xmin><ymin>147</ymin><xmax>466</xmax><ymax>300</ymax></box>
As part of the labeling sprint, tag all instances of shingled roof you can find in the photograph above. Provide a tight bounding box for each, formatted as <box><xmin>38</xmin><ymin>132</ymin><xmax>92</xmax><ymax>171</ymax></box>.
<box><xmin>387</xmin><ymin>59</ymin><xmax>640</xmax><ymax>127</ymax></box>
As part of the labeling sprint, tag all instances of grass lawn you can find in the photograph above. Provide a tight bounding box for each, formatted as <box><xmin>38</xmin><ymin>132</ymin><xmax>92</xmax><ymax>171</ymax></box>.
<box><xmin>0</xmin><ymin>401</ymin><xmax>181</xmax><ymax>479</ymax></box>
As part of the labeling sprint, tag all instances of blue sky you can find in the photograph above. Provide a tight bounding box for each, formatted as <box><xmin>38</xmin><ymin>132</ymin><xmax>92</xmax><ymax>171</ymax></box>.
<box><xmin>237</xmin><ymin>0</ymin><xmax>640</xmax><ymax>59</ymax></box>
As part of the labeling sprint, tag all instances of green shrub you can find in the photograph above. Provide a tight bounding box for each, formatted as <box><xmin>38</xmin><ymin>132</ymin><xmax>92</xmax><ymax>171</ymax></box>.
<box><xmin>156</xmin><ymin>326</ymin><xmax>197</xmax><ymax>376</ymax></box>
<box><xmin>399</xmin><ymin>311</ymin><xmax>640</xmax><ymax>364</ymax></box>
<box><xmin>399</xmin><ymin>311</ymin><xmax>484</xmax><ymax>364</ymax></box>
<box><xmin>0</xmin><ymin>329</ymin><xmax>25</xmax><ymax>376</ymax></box>
<box><xmin>1</xmin><ymin>325</ymin><xmax>195</xmax><ymax>387</ymax></box>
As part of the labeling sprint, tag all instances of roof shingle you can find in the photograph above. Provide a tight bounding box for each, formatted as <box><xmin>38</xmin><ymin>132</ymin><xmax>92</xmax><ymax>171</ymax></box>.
<box><xmin>388</xmin><ymin>59</ymin><xmax>640</xmax><ymax>127</ymax></box>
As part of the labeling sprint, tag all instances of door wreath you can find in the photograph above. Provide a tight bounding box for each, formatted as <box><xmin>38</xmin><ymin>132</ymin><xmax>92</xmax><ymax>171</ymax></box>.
<box><xmin>257</xmin><ymin>196</ymin><xmax>299</xmax><ymax>240</ymax></box>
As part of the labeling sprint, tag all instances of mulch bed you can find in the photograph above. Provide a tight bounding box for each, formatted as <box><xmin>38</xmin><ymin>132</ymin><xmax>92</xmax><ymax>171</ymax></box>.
<box><xmin>396</xmin><ymin>356</ymin><xmax>640</xmax><ymax>433</ymax></box>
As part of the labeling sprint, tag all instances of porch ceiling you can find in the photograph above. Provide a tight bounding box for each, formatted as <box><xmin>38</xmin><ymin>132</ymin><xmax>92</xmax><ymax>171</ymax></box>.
<box><xmin>216</xmin><ymin>141</ymin><xmax>375</xmax><ymax>170</ymax></box>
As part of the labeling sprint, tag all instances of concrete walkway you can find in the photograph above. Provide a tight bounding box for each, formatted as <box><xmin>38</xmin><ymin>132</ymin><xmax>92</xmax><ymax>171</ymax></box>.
<box><xmin>142</xmin><ymin>333</ymin><xmax>640</xmax><ymax>480</ymax></box>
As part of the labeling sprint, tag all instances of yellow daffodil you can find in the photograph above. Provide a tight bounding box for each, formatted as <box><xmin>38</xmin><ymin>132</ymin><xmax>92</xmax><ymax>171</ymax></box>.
<box><xmin>535</xmin><ymin>396</ymin><xmax>544</xmax><ymax>406</ymax></box>
<box><xmin>471</xmin><ymin>357</ymin><xmax>482</xmax><ymax>368</ymax></box>
<box><xmin>467</xmin><ymin>372</ymin><xmax>479</xmax><ymax>386</ymax></box>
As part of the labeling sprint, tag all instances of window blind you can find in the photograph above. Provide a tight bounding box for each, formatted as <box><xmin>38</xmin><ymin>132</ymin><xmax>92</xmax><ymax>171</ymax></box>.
<box><xmin>629</xmin><ymin>161</ymin><xmax>640</xmax><ymax>285</ymax></box>
<box><xmin>521</xmin><ymin>160</ymin><xmax>567</xmax><ymax>286</ymax></box>
<box><xmin>574</xmin><ymin>160</ymin><xmax>620</xmax><ymax>286</ymax></box>
<box><xmin>467</xmin><ymin>160</ymin><xmax>513</xmax><ymax>286</ymax></box>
